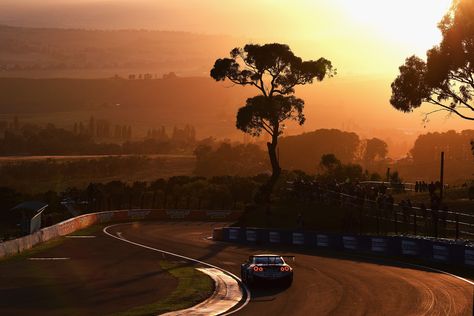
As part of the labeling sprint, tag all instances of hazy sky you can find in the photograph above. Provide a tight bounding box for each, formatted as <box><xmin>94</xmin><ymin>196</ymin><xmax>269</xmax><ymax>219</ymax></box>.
<box><xmin>0</xmin><ymin>0</ymin><xmax>452</xmax><ymax>77</ymax></box>
<box><xmin>2</xmin><ymin>0</ymin><xmax>470</xmax><ymax>154</ymax></box>
<box><xmin>0</xmin><ymin>0</ymin><xmax>453</xmax><ymax>75</ymax></box>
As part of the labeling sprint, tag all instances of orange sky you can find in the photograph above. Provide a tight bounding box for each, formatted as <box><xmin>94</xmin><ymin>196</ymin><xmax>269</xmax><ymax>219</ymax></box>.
<box><xmin>1</xmin><ymin>0</ymin><xmax>472</xmax><ymax>157</ymax></box>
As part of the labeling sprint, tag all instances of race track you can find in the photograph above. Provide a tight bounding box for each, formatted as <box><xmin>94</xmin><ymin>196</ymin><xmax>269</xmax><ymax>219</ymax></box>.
<box><xmin>1</xmin><ymin>221</ymin><xmax>472</xmax><ymax>315</ymax></box>
<box><xmin>107</xmin><ymin>221</ymin><xmax>474</xmax><ymax>316</ymax></box>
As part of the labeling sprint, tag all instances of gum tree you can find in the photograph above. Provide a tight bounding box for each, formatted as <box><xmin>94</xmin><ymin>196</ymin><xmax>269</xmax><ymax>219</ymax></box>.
<box><xmin>211</xmin><ymin>43</ymin><xmax>334</xmax><ymax>202</ymax></box>
<box><xmin>390</xmin><ymin>0</ymin><xmax>474</xmax><ymax>121</ymax></box>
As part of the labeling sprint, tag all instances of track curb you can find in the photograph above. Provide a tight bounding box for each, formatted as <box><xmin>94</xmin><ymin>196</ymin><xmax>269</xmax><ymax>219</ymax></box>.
<box><xmin>103</xmin><ymin>223</ymin><xmax>251</xmax><ymax>315</ymax></box>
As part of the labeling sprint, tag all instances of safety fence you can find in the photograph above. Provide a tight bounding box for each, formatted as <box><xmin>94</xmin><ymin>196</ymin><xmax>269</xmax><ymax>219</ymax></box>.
<box><xmin>213</xmin><ymin>227</ymin><xmax>474</xmax><ymax>269</ymax></box>
<box><xmin>301</xmin><ymin>187</ymin><xmax>474</xmax><ymax>240</ymax></box>
<box><xmin>0</xmin><ymin>209</ymin><xmax>242</xmax><ymax>259</ymax></box>
<box><xmin>340</xmin><ymin>193</ymin><xmax>473</xmax><ymax>240</ymax></box>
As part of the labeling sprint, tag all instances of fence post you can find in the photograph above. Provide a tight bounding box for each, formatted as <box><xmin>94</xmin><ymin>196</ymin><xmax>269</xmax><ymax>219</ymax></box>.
<box><xmin>413</xmin><ymin>208</ymin><xmax>417</xmax><ymax>236</ymax></box>
<box><xmin>376</xmin><ymin>208</ymin><xmax>380</xmax><ymax>235</ymax></box>
<box><xmin>455</xmin><ymin>212</ymin><xmax>459</xmax><ymax>240</ymax></box>
<box><xmin>394</xmin><ymin>209</ymin><xmax>398</xmax><ymax>235</ymax></box>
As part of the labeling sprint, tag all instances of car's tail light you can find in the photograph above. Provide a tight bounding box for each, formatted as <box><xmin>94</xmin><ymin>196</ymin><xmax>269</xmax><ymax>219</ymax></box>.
<box><xmin>253</xmin><ymin>266</ymin><xmax>259</xmax><ymax>272</ymax></box>
<box><xmin>280</xmin><ymin>267</ymin><xmax>285</xmax><ymax>272</ymax></box>
<box><xmin>258</xmin><ymin>267</ymin><xmax>263</xmax><ymax>272</ymax></box>
<box><xmin>284</xmin><ymin>266</ymin><xmax>290</xmax><ymax>271</ymax></box>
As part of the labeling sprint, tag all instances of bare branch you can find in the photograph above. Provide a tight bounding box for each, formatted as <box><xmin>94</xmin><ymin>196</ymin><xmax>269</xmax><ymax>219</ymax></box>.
<box><xmin>260</xmin><ymin>120</ymin><xmax>273</xmax><ymax>136</ymax></box>
<box><xmin>427</xmin><ymin>97</ymin><xmax>474</xmax><ymax>120</ymax></box>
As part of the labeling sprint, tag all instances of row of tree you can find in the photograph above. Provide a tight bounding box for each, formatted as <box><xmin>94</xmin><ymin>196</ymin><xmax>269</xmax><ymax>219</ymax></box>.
<box><xmin>194</xmin><ymin>129</ymin><xmax>389</xmax><ymax>177</ymax></box>
<box><xmin>0</xmin><ymin>124</ymin><xmax>197</xmax><ymax>155</ymax></box>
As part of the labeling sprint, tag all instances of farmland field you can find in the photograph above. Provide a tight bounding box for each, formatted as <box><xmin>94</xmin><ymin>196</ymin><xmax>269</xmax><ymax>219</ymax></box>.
<box><xmin>0</xmin><ymin>154</ymin><xmax>196</xmax><ymax>193</ymax></box>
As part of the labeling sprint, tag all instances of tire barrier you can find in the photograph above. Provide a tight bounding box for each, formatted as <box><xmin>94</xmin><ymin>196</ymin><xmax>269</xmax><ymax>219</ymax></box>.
<box><xmin>213</xmin><ymin>227</ymin><xmax>474</xmax><ymax>269</ymax></box>
<box><xmin>0</xmin><ymin>209</ymin><xmax>242</xmax><ymax>259</ymax></box>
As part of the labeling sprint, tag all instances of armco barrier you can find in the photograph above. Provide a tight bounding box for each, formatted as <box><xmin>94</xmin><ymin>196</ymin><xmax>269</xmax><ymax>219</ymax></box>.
<box><xmin>0</xmin><ymin>209</ymin><xmax>242</xmax><ymax>259</ymax></box>
<box><xmin>215</xmin><ymin>227</ymin><xmax>474</xmax><ymax>269</ymax></box>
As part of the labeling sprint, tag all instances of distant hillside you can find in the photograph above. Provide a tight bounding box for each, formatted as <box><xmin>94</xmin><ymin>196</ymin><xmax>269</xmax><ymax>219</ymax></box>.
<box><xmin>0</xmin><ymin>77</ymin><xmax>253</xmax><ymax>138</ymax></box>
<box><xmin>0</xmin><ymin>25</ymin><xmax>237</xmax><ymax>78</ymax></box>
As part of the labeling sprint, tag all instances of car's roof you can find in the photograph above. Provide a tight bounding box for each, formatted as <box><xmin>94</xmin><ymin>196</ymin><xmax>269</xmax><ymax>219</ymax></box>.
<box><xmin>252</xmin><ymin>254</ymin><xmax>282</xmax><ymax>257</ymax></box>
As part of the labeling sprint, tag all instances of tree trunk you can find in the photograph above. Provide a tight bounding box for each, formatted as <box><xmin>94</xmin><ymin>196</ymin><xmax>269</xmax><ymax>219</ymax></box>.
<box><xmin>263</xmin><ymin>131</ymin><xmax>281</xmax><ymax>203</ymax></box>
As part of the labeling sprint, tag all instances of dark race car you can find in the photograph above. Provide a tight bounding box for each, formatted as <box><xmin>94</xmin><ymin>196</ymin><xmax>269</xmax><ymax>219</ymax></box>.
<box><xmin>240</xmin><ymin>254</ymin><xmax>294</xmax><ymax>287</ymax></box>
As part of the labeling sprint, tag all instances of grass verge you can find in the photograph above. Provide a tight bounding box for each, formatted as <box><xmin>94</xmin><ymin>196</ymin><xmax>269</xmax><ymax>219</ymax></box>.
<box><xmin>110</xmin><ymin>260</ymin><xmax>215</xmax><ymax>316</ymax></box>
<box><xmin>0</xmin><ymin>224</ymin><xmax>106</xmax><ymax>262</ymax></box>
<box><xmin>0</xmin><ymin>237</ymin><xmax>66</xmax><ymax>263</ymax></box>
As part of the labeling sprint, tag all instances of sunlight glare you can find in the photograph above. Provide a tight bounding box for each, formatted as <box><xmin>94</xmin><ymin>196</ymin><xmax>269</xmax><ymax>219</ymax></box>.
<box><xmin>334</xmin><ymin>0</ymin><xmax>452</xmax><ymax>53</ymax></box>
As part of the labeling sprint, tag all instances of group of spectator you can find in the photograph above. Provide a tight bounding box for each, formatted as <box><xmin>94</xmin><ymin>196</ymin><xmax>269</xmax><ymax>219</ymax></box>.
<box><xmin>414</xmin><ymin>180</ymin><xmax>442</xmax><ymax>194</ymax></box>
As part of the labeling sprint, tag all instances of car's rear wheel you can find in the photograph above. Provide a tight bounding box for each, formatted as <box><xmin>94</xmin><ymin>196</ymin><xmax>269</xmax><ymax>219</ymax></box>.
<box><xmin>241</xmin><ymin>269</ymin><xmax>249</xmax><ymax>285</ymax></box>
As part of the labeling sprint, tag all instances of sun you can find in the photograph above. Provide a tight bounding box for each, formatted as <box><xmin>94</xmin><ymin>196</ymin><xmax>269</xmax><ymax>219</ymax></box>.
<box><xmin>335</xmin><ymin>0</ymin><xmax>452</xmax><ymax>53</ymax></box>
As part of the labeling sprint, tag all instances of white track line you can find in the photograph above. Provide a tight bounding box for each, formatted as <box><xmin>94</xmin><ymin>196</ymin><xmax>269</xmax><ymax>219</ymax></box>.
<box><xmin>66</xmin><ymin>235</ymin><xmax>96</xmax><ymax>239</ymax></box>
<box><xmin>28</xmin><ymin>257</ymin><xmax>70</xmax><ymax>261</ymax></box>
<box><xmin>103</xmin><ymin>223</ymin><xmax>251</xmax><ymax>315</ymax></box>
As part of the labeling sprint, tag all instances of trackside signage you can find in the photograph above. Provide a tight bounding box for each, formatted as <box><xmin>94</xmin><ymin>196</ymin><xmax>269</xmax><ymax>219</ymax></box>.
<box><xmin>129</xmin><ymin>210</ymin><xmax>151</xmax><ymax>220</ymax></box>
<box><xmin>217</xmin><ymin>228</ymin><xmax>474</xmax><ymax>269</ymax></box>
<box><xmin>97</xmin><ymin>212</ymin><xmax>114</xmax><ymax>223</ymax></box>
<box><xmin>292</xmin><ymin>233</ymin><xmax>304</xmax><ymax>245</ymax></box>
<box><xmin>228</xmin><ymin>228</ymin><xmax>240</xmax><ymax>241</ymax></box>
<box><xmin>401</xmin><ymin>240</ymin><xmax>419</xmax><ymax>256</ymax></box>
<box><xmin>206</xmin><ymin>210</ymin><xmax>232</xmax><ymax>219</ymax></box>
<box><xmin>166</xmin><ymin>210</ymin><xmax>190</xmax><ymax>219</ymax></box>
<box><xmin>246</xmin><ymin>230</ymin><xmax>257</xmax><ymax>242</ymax></box>
<box><xmin>316</xmin><ymin>234</ymin><xmax>329</xmax><ymax>247</ymax></box>
<box><xmin>432</xmin><ymin>244</ymin><xmax>449</xmax><ymax>262</ymax></box>
<box><xmin>343</xmin><ymin>236</ymin><xmax>357</xmax><ymax>250</ymax></box>
<box><xmin>465</xmin><ymin>249</ymin><xmax>474</xmax><ymax>266</ymax></box>
<box><xmin>371</xmin><ymin>238</ymin><xmax>387</xmax><ymax>252</ymax></box>
<box><xmin>269</xmin><ymin>232</ymin><xmax>280</xmax><ymax>243</ymax></box>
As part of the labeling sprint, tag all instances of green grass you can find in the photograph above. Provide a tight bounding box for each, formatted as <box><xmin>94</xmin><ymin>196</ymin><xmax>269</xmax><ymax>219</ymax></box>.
<box><xmin>110</xmin><ymin>260</ymin><xmax>214</xmax><ymax>316</ymax></box>
<box><xmin>67</xmin><ymin>224</ymin><xmax>106</xmax><ymax>236</ymax></box>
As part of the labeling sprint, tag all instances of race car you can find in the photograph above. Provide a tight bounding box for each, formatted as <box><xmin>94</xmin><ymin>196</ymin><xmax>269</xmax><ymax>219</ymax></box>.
<box><xmin>240</xmin><ymin>254</ymin><xmax>294</xmax><ymax>286</ymax></box>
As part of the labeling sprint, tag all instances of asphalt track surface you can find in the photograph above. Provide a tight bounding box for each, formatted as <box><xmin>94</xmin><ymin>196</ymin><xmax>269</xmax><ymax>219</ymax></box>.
<box><xmin>1</xmin><ymin>221</ymin><xmax>473</xmax><ymax>315</ymax></box>
<box><xmin>0</xmin><ymin>227</ymin><xmax>179</xmax><ymax>316</ymax></box>
<box><xmin>107</xmin><ymin>222</ymin><xmax>474</xmax><ymax>316</ymax></box>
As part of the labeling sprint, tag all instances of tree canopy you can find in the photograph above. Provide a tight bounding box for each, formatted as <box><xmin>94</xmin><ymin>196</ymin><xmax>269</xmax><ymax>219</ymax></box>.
<box><xmin>210</xmin><ymin>43</ymin><xmax>333</xmax><ymax>201</ymax></box>
<box><xmin>390</xmin><ymin>0</ymin><xmax>474</xmax><ymax>120</ymax></box>
<box><xmin>211</xmin><ymin>43</ymin><xmax>333</xmax><ymax>138</ymax></box>
<box><xmin>363</xmin><ymin>138</ymin><xmax>388</xmax><ymax>163</ymax></box>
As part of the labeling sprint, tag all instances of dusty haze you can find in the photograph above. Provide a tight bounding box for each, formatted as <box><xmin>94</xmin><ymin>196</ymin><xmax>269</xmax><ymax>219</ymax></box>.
<box><xmin>0</xmin><ymin>0</ymin><xmax>469</xmax><ymax>158</ymax></box>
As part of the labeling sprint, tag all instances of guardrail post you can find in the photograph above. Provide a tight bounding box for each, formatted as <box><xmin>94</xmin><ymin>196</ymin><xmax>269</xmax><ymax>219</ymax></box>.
<box><xmin>455</xmin><ymin>212</ymin><xmax>459</xmax><ymax>240</ymax></box>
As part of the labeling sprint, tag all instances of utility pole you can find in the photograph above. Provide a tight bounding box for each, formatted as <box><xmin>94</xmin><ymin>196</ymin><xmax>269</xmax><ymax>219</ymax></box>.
<box><xmin>440</xmin><ymin>151</ymin><xmax>445</xmax><ymax>201</ymax></box>
<box><xmin>386</xmin><ymin>167</ymin><xmax>390</xmax><ymax>184</ymax></box>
